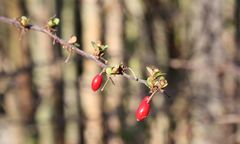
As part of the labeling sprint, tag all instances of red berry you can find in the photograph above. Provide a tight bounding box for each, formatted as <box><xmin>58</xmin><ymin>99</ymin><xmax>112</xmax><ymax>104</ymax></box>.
<box><xmin>136</xmin><ymin>96</ymin><xmax>150</xmax><ymax>121</ymax></box>
<box><xmin>91</xmin><ymin>74</ymin><xmax>103</xmax><ymax>91</ymax></box>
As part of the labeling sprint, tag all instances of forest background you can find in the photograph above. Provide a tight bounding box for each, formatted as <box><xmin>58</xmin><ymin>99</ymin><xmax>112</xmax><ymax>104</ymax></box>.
<box><xmin>0</xmin><ymin>0</ymin><xmax>240</xmax><ymax>144</ymax></box>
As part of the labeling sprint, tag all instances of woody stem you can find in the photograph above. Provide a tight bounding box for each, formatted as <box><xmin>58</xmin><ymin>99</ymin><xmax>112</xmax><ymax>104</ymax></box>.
<box><xmin>147</xmin><ymin>90</ymin><xmax>157</xmax><ymax>103</ymax></box>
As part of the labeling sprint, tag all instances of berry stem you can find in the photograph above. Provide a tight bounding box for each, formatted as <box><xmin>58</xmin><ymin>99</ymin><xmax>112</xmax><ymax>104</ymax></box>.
<box><xmin>147</xmin><ymin>90</ymin><xmax>157</xmax><ymax>103</ymax></box>
<box><xmin>100</xmin><ymin>68</ymin><xmax>106</xmax><ymax>75</ymax></box>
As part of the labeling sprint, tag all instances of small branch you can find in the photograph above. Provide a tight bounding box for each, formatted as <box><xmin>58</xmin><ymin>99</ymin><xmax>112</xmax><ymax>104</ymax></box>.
<box><xmin>0</xmin><ymin>16</ymin><xmax>147</xmax><ymax>86</ymax></box>
<box><xmin>123</xmin><ymin>73</ymin><xmax>147</xmax><ymax>86</ymax></box>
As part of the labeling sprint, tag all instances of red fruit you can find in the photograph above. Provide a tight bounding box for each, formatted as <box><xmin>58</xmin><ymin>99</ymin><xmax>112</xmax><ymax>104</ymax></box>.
<box><xmin>91</xmin><ymin>74</ymin><xmax>103</xmax><ymax>91</ymax></box>
<box><xmin>136</xmin><ymin>96</ymin><xmax>150</xmax><ymax>121</ymax></box>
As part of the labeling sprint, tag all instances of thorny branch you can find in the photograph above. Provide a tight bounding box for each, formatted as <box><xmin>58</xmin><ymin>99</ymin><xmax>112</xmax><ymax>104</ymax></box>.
<box><xmin>0</xmin><ymin>16</ymin><xmax>147</xmax><ymax>86</ymax></box>
<box><xmin>1</xmin><ymin>16</ymin><xmax>239</xmax><ymax>87</ymax></box>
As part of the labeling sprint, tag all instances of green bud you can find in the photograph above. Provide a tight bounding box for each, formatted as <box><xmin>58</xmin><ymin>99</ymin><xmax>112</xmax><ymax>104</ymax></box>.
<box><xmin>106</xmin><ymin>67</ymin><xmax>112</xmax><ymax>75</ymax></box>
<box><xmin>159</xmin><ymin>79</ymin><xmax>168</xmax><ymax>88</ymax></box>
<box><xmin>153</xmin><ymin>72</ymin><xmax>161</xmax><ymax>80</ymax></box>
<box><xmin>159</xmin><ymin>76</ymin><xmax>165</xmax><ymax>80</ymax></box>
<box><xmin>153</xmin><ymin>71</ymin><xmax>166</xmax><ymax>79</ymax></box>
<box><xmin>102</xmin><ymin>45</ymin><xmax>108</xmax><ymax>51</ymax></box>
<box><xmin>146</xmin><ymin>77</ymin><xmax>153</xmax><ymax>88</ymax></box>
<box><xmin>48</xmin><ymin>18</ymin><xmax>60</xmax><ymax>27</ymax></box>
<box><xmin>20</xmin><ymin>16</ymin><xmax>30</xmax><ymax>27</ymax></box>
<box><xmin>48</xmin><ymin>21</ymin><xmax>53</xmax><ymax>27</ymax></box>
<box><xmin>52</xmin><ymin>18</ymin><xmax>60</xmax><ymax>25</ymax></box>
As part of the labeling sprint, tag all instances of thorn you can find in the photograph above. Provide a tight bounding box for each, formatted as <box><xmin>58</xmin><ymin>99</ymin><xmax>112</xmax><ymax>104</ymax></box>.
<box><xmin>127</xmin><ymin>67</ymin><xmax>137</xmax><ymax>80</ymax></box>
<box><xmin>100</xmin><ymin>57</ymin><xmax>108</xmax><ymax>64</ymax></box>
<box><xmin>18</xmin><ymin>28</ymin><xmax>26</xmax><ymax>40</ymax></box>
<box><xmin>64</xmin><ymin>48</ymin><xmax>73</xmax><ymax>63</ymax></box>
<box><xmin>109</xmin><ymin>77</ymin><xmax>115</xmax><ymax>85</ymax></box>
<box><xmin>163</xmin><ymin>91</ymin><xmax>170</xmax><ymax>97</ymax></box>
<box><xmin>101</xmin><ymin>77</ymin><xmax>110</xmax><ymax>91</ymax></box>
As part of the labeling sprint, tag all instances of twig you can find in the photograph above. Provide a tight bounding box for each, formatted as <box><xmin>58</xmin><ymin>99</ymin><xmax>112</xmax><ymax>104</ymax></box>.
<box><xmin>0</xmin><ymin>16</ymin><xmax>147</xmax><ymax>86</ymax></box>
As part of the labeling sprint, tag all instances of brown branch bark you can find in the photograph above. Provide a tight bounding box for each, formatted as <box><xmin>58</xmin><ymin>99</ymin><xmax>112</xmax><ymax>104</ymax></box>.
<box><xmin>0</xmin><ymin>16</ymin><xmax>147</xmax><ymax>86</ymax></box>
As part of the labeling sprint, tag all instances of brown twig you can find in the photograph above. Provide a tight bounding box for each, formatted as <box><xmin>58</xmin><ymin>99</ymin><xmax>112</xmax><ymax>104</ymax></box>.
<box><xmin>0</xmin><ymin>16</ymin><xmax>147</xmax><ymax>86</ymax></box>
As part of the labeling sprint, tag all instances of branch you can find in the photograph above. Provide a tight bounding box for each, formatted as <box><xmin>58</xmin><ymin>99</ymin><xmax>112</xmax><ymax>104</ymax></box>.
<box><xmin>0</xmin><ymin>16</ymin><xmax>147</xmax><ymax>86</ymax></box>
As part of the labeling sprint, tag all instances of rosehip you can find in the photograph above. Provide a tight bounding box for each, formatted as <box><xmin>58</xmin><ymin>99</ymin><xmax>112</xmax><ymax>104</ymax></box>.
<box><xmin>91</xmin><ymin>74</ymin><xmax>103</xmax><ymax>91</ymax></box>
<box><xmin>136</xmin><ymin>96</ymin><xmax>150</xmax><ymax>121</ymax></box>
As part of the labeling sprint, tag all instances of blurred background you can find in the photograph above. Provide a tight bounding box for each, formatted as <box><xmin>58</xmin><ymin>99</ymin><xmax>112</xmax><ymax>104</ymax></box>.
<box><xmin>0</xmin><ymin>0</ymin><xmax>240</xmax><ymax>144</ymax></box>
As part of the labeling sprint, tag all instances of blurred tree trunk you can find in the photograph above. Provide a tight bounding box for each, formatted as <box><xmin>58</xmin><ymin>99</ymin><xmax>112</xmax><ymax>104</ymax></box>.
<box><xmin>103</xmin><ymin>0</ymin><xmax>124</xmax><ymax>144</ymax></box>
<box><xmin>60</xmin><ymin>0</ymin><xmax>81</xmax><ymax>143</ymax></box>
<box><xmin>133</xmin><ymin>1</ymin><xmax>172</xmax><ymax>143</ymax></box>
<box><xmin>3</xmin><ymin>0</ymin><xmax>34</xmax><ymax>144</ymax></box>
<box><xmin>80</xmin><ymin>0</ymin><xmax>103</xmax><ymax>143</ymax></box>
<box><xmin>234</xmin><ymin>0</ymin><xmax>240</xmax><ymax>142</ymax></box>
<box><xmin>188</xmin><ymin>0</ymin><xmax>227</xmax><ymax>143</ymax></box>
<box><xmin>236</xmin><ymin>0</ymin><xmax>240</xmax><ymax>64</ymax></box>
<box><xmin>121</xmin><ymin>0</ymin><xmax>150</xmax><ymax>143</ymax></box>
<box><xmin>26</xmin><ymin>0</ymin><xmax>65</xmax><ymax>144</ymax></box>
<box><xmin>167</xmin><ymin>1</ymin><xmax>192</xmax><ymax>144</ymax></box>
